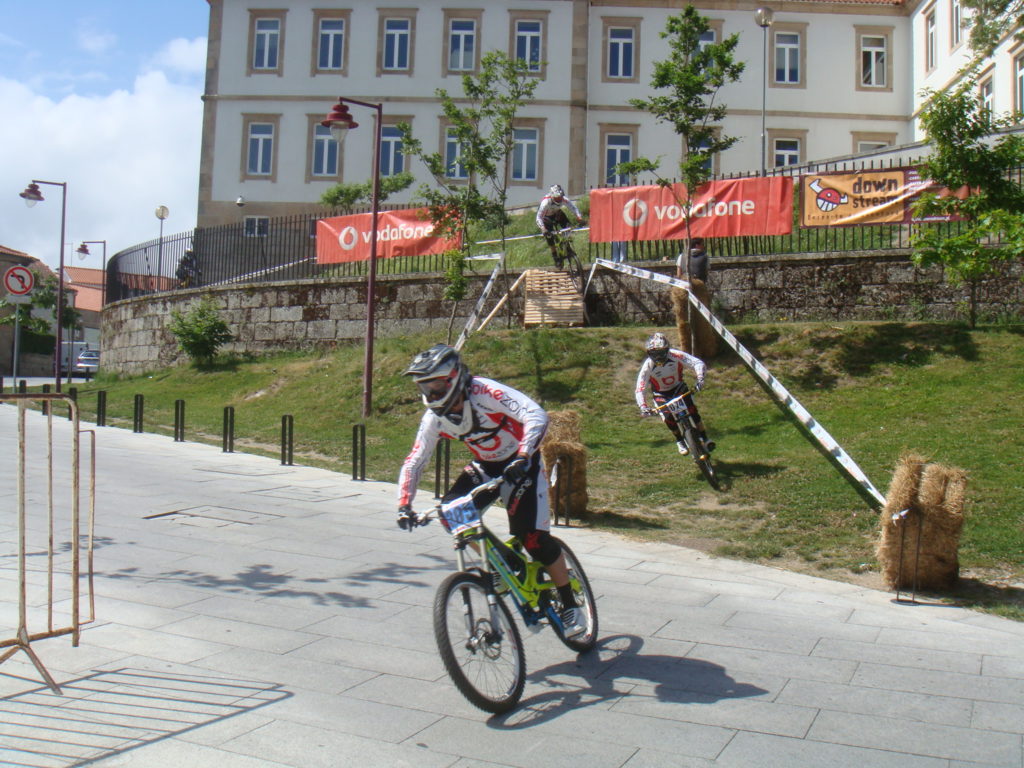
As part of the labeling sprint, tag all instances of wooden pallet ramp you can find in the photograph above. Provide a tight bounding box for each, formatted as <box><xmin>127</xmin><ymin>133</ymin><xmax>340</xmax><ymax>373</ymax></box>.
<box><xmin>523</xmin><ymin>268</ymin><xmax>585</xmax><ymax>327</ymax></box>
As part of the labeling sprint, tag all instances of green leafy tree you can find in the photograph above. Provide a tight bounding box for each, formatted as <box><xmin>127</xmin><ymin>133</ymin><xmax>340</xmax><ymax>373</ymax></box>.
<box><xmin>397</xmin><ymin>51</ymin><xmax>539</xmax><ymax>343</ymax></box>
<box><xmin>319</xmin><ymin>171</ymin><xmax>415</xmax><ymax>212</ymax></box>
<box><xmin>613</xmin><ymin>6</ymin><xmax>745</xmax><ymax>257</ymax></box>
<box><xmin>1</xmin><ymin>273</ymin><xmax>82</xmax><ymax>336</ymax></box>
<box><xmin>167</xmin><ymin>296</ymin><xmax>233</xmax><ymax>366</ymax></box>
<box><xmin>959</xmin><ymin>0</ymin><xmax>1024</xmax><ymax>57</ymax></box>
<box><xmin>911</xmin><ymin>81</ymin><xmax>1024</xmax><ymax>327</ymax></box>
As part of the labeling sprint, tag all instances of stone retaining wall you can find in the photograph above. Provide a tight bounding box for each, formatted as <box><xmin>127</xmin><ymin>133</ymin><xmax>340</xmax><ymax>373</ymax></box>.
<box><xmin>101</xmin><ymin>251</ymin><xmax>1023</xmax><ymax>376</ymax></box>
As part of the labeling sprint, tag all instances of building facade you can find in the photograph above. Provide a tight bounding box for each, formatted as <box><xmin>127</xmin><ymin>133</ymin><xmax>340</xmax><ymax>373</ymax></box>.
<box><xmin>197</xmin><ymin>0</ymin><xmax>1016</xmax><ymax>231</ymax></box>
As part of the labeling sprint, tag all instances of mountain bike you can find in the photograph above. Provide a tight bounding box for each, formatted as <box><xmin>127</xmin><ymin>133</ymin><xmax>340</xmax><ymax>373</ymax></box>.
<box><xmin>654</xmin><ymin>390</ymin><xmax>720</xmax><ymax>489</ymax></box>
<box><xmin>551</xmin><ymin>226</ymin><xmax>585</xmax><ymax>292</ymax></box>
<box><xmin>409</xmin><ymin>476</ymin><xmax>598</xmax><ymax>713</ymax></box>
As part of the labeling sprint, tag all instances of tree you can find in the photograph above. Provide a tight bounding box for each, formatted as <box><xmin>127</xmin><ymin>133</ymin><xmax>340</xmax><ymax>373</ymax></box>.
<box><xmin>319</xmin><ymin>171</ymin><xmax>415</xmax><ymax>212</ymax></box>
<box><xmin>397</xmin><ymin>51</ymin><xmax>540</xmax><ymax>343</ymax></box>
<box><xmin>959</xmin><ymin>0</ymin><xmax>1024</xmax><ymax>57</ymax></box>
<box><xmin>613</xmin><ymin>7</ymin><xmax>745</xmax><ymax>250</ymax></box>
<box><xmin>910</xmin><ymin>81</ymin><xmax>1024</xmax><ymax>327</ymax></box>
<box><xmin>0</xmin><ymin>272</ymin><xmax>82</xmax><ymax>337</ymax></box>
<box><xmin>168</xmin><ymin>297</ymin><xmax>233</xmax><ymax>366</ymax></box>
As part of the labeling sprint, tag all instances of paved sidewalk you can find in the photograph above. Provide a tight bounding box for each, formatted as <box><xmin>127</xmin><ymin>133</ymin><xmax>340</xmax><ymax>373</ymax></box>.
<box><xmin>1</xmin><ymin>403</ymin><xmax>1022</xmax><ymax>767</ymax></box>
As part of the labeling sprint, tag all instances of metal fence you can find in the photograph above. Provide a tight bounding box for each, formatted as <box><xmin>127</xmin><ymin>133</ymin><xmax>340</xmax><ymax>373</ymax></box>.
<box><xmin>106</xmin><ymin>154</ymin><xmax>1007</xmax><ymax>304</ymax></box>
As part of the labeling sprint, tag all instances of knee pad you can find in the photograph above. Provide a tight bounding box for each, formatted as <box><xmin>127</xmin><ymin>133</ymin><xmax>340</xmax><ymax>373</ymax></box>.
<box><xmin>522</xmin><ymin>530</ymin><xmax>561</xmax><ymax>567</ymax></box>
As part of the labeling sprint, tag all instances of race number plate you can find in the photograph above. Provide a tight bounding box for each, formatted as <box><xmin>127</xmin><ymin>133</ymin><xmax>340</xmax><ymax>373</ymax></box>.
<box><xmin>664</xmin><ymin>396</ymin><xmax>688</xmax><ymax>416</ymax></box>
<box><xmin>440</xmin><ymin>497</ymin><xmax>481</xmax><ymax>536</ymax></box>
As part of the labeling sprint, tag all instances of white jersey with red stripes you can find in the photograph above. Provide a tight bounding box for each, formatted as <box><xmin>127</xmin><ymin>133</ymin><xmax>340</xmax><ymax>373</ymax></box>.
<box><xmin>635</xmin><ymin>348</ymin><xmax>706</xmax><ymax>406</ymax></box>
<box><xmin>397</xmin><ymin>376</ymin><xmax>548</xmax><ymax>508</ymax></box>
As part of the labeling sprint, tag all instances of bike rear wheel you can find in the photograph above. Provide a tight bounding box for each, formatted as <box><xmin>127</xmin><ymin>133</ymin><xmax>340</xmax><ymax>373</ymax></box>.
<box><xmin>433</xmin><ymin>572</ymin><xmax>526</xmax><ymax>714</ymax></box>
<box><xmin>547</xmin><ymin>538</ymin><xmax>599</xmax><ymax>652</ymax></box>
<box><xmin>684</xmin><ymin>426</ymin><xmax>720</xmax><ymax>490</ymax></box>
<box><xmin>563</xmin><ymin>243</ymin><xmax>584</xmax><ymax>292</ymax></box>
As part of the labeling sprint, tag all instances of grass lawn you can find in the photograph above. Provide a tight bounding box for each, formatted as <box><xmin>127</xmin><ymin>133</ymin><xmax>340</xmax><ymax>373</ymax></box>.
<box><xmin>52</xmin><ymin>321</ymin><xmax>1024</xmax><ymax>620</ymax></box>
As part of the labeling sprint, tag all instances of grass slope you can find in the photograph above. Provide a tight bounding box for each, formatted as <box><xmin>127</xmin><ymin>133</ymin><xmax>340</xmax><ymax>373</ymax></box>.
<box><xmin>65</xmin><ymin>321</ymin><xmax>1023</xmax><ymax>619</ymax></box>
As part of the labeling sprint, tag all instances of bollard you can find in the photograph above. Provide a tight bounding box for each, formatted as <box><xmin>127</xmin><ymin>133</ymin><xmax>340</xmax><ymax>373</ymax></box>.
<box><xmin>0</xmin><ymin>375</ymin><xmax>3</xmax><ymax>393</ymax></box>
<box><xmin>67</xmin><ymin>387</ymin><xmax>77</xmax><ymax>421</ymax></box>
<box><xmin>351</xmin><ymin>423</ymin><xmax>366</xmax><ymax>481</ymax></box>
<box><xmin>41</xmin><ymin>384</ymin><xmax>50</xmax><ymax>415</ymax></box>
<box><xmin>280</xmin><ymin>414</ymin><xmax>294</xmax><ymax>465</ymax></box>
<box><xmin>133</xmin><ymin>394</ymin><xmax>144</xmax><ymax>433</ymax></box>
<box><xmin>434</xmin><ymin>437</ymin><xmax>451</xmax><ymax>498</ymax></box>
<box><xmin>18</xmin><ymin>379</ymin><xmax>27</xmax><ymax>393</ymax></box>
<box><xmin>174</xmin><ymin>399</ymin><xmax>186</xmax><ymax>442</ymax></box>
<box><xmin>96</xmin><ymin>391</ymin><xmax>107</xmax><ymax>427</ymax></box>
<box><xmin>222</xmin><ymin>406</ymin><xmax>235</xmax><ymax>452</ymax></box>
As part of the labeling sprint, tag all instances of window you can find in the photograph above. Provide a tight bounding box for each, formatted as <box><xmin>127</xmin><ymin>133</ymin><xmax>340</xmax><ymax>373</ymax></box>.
<box><xmin>446</xmin><ymin>16</ymin><xmax>478</xmax><ymax>73</ymax></box>
<box><xmin>855</xmin><ymin>27</ymin><xmax>892</xmax><ymax>92</ymax></box>
<box><xmin>698</xmin><ymin>29</ymin><xmax>716</xmax><ymax>50</ymax></box>
<box><xmin>774</xmin><ymin>31</ymin><xmax>800</xmax><ymax>84</ymax></box>
<box><xmin>604</xmin><ymin>133</ymin><xmax>632</xmax><ymax>186</ymax></box>
<box><xmin>311</xmin><ymin>123</ymin><xmax>338</xmax><ymax>178</ymax></box>
<box><xmin>925</xmin><ymin>10</ymin><xmax>937</xmax><ymax>72</ymax></box>
<box><xmin>767</xmin><ymin>130</ymin><xmax>805</xmax><ymax>167</ymax></box>
<box><xmin>379</xmin><ymin>13</ymin><xmax>416</xmax><ymax>74</ymax></box>
<box><xmin>511</xmin><ymin>127</ymin><xmax>539</xmax><ymax>182</ymax></box>
<box><xmin>444</xmin><ymin>127</ymin><xmax>468</xmax><ymax>180</ymax></box>
<box><xmin>690</xmin><ymin>135</ymin><xmax>716</xmax><ymax>173</ymax></box>
<box><xmin>852</xmin><ymin>132</ymin><xmax>896</xmax><ymax>154</ymax></box>
<box><xmin>951</xmin><ymin>0</ymin><xmax>963</xmax><ymax>48</ymax></box>
<box><xmin>602</xmin><ymin>18</ymin><xmax>640</xmax><ymax>83</ymax></box>
<box><xmin>513</xmin><ymin>18</ymin><xmax>543</xmax><ymax>73</ymax></box>
<box><xmin>247</xmin><ymin>122</ymin><xmax>274</xmax><ymax>176</ymax></box>
<box><xmin>244</xmin><ymin>216</ymin><xmax>269</xmax><ymax>237</ymax></box>
<box><xmin>313</xmin><ymin>11</ymin><xmax>350</xmax><ymax>75</ymax></box>
<box><xmin>380</xmin><ymin>125</ymin><xmax>405</xmax><ymax>177</ymax></box>
<box><xmin>980</xmin><ymin>76</ymin><xmax>994</xmax><ymax>115</ymax></box>
<box><xmin>1016</xmin><ymin>54</ymin><xmax>1024</xmax><ymax>114</ymax></box>
<box><xmin>248</xmin><ymin>11</ymin><xmax>286</xmax><ymax>75</ymax></box>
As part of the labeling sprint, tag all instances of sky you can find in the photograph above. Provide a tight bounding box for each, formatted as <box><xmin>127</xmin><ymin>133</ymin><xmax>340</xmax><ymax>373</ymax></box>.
<box><xmin>0</xmin><ymin>1</ymin><xmax>210</xmax><ymax>273</ymax></box>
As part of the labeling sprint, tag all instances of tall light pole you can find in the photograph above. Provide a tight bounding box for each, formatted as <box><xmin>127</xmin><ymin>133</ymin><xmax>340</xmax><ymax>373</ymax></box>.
<box><xmin>155</xmin><ymin>205</ymin><xmax>169</xmax><ymax>292</ymax></box>
<box><xmin>76</xmin><ymin>240</ymin><xmax>108</xmax><ymax>308</ymax></box>
<box><xmin>323</xmin><ymin>97</ymin><xmax>382</xmax><ymax>420</ymax></box>
<box><xmin>755</xmin><ymin>7</ymin><xmax>775</xmax><ymax>177</ymax></box>
<box><xmin>19</xmin><ymin>180</ymin><xmax>68</xmax><ymax>392</ymax></box>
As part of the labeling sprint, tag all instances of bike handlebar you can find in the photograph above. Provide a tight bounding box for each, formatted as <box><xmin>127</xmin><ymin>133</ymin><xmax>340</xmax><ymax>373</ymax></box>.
<box><xmin>409</xmin><ymin>476</ymin><xmax>505</xmax><ymax>529</ymax></box>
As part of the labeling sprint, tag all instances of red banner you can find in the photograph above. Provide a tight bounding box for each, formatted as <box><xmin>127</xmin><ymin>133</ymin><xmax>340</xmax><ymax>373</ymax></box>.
<box><xmin>588</xmin><ymin>178</ymin><xmax>793</xmax><ymax>242</ymax></box>
<box><xmin>316</xmin><ymin>208</ymin><xmax>459</xmax><ymax>264</ymax></box>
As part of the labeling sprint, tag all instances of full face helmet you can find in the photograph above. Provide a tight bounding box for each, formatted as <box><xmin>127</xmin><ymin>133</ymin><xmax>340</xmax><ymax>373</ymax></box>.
<box><xmin>549</xmin><ymin>184</ymin><xmax>565</xmax><ymax>200</ymax></box>
<box><xmin>404</xmin><ymin>344</ymin><xmax>471</xmax><ymax>417</ymax></box>
<box><xmin>645</xmin><ymin>332</ymin><xmax>671</xmax><ymax>364</ymax></box>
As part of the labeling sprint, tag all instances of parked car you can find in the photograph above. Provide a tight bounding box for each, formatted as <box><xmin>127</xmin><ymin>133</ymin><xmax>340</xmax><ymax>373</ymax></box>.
<box><xmin>75</xmin><ymin>349</ymin><xmax>100</xmax><ymax>378</ymax></box>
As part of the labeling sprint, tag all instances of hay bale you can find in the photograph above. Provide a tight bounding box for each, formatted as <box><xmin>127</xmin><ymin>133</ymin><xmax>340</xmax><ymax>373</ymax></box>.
<box><xmin>876</xmin><ymin>452</ymin><xmax>968</xmax><ymax>591</ymax></box>
<box><xmin>545</xmin><ymin>409</ymin><xmax>581</xmax><ymax>445</ymax></box>
<box><xmin>542</xmin><ymin>439</ymin><xmax>588</xmax><ymax>521</ymax></box>
<box><xmin>690</xmin><ymin>279</ymin><xmax>719</xmax><ymax>359</ymax></box>
<box><xmin>670</xmin><ymin>287</ymin><xmax>691</xmax><ymax>354</ymax></box>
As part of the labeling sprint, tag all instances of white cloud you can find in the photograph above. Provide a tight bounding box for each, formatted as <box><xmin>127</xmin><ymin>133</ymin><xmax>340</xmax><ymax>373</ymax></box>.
<box><xmin>0</xmin><ymin>65</ymin><xmax>204</xmax><ymax>271</ymax></box>
<box><xmin>77</xmin><ymin>23</ymin><xmax>117</xmax><ymax>56</ymax></box>
<box><xmin>149</xmin><ymin>37</ymin><xmax>207</xmax><ymax>77</ymax></box>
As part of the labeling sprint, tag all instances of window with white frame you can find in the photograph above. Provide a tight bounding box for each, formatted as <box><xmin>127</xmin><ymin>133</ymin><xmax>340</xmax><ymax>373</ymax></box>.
<box><xmin>852</xmin><ymin>131</ymin><xmax>895</xmax><ymax>154</ymax></box>
<box><xmin>774</xmin><ymin>31</ymin><xmax>800</xmax><ymax>84</ymax></box>
<box><xmin>860</xmin><ymin>34</ymin><xmax>887</xmax><ymax>87</ymax></box>
<box><xmin>244</xmin><ymin>216</ymin><xmax>270</xmax><ymax>237</ymax></box>
<box><xmin>607</xmin><ymin>26</ymin><xmax>635</xmax><ymax>79</ymax></box>
<box><xmin>448</xmin><ymin>18</ymin><xmax>476</xmax><ymax>72</ymax></box>
<box><xmin>317</xmin><ymin>17</ymin><xmax>345</xmax><ymax>71</ymax></box>
<box><xmin>691</xmin><ymin>136</ymin><xmax>715</xmax><ymax>173</ymax></box>
<box><xmin>383</xmin><ymin>17</ymin><xmax>411</xmax><ymax>71</ymax></box>
<box><xmin>247</xmin><ymin>122</ymin><xmax>274</xmax><ymax>176</ymax></box>
<box><xmin>1016</xmin><ymin>54</ymin><xmax>1024</xmax><ymax>113</ymax></box>
<box><xmin>444</xmin><ymin>127</ymin><xmax>468</xmax><ymax>180</ymax></box>
<box><xmin>251</xmin><ymin>16</ymin><xmax>282</xmax><ymax>72</ymax></box>
<box><xmin>980</xmin><ymin>76</ymin><xmax>994</xmax><ymax>115</ymax></box>
<box><xmin>925</xmin><ymin>10</ymin><xmax>937</xmax><ymax>72</ymax></box>
<box><xmin>380</xmin><ymin>125</ymin><xmax>405</xmax><ymax>177</ymax></box>
<box><xmin>773</xmin><ymin>138</ymin><xmax>800</xmax><ymax>167</ymax></box>
<box><xmin>514</xmin><ymin>18</ymin><xmax>542</xmax><ymax>72</ymax></box>
<box><xmin>951</xmin><ymin>0</ymin><xmax>963</xmax><ymax>48</ymax></box>
<box><xmin>698</xmin><ymin>29</ymin><xmax>716</xmax><ymax>51</ymax></box>
<box><xmin>511</xmin><ymin>127</ymin><xmax>539</xmax><ymax>182</ymax></box>
<box><xmin>858</xmin><ymin>140</ymin><xmax>889</xmax><ymax>152</ymax></box>
<box><xmin>605</xmin><ymin>134</ymin><xmax>632</xmax><ymax>185</ymax></box>
<box><xmin>311</xmin><ymin>124</ymin><xmax>338</xmax><ymax>178</ymax></box>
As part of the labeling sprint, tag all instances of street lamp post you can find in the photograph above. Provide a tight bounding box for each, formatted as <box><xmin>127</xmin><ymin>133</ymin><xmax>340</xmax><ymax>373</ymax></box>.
<box><xmin>755</xmin><ymin>7</ymin><xmax>775</xmax><ymax>177</ymax></box>
<box><xmin>19</xmin><ymin>180</ymin><xmax>68</xmax><ymax>392</ymax></box>
<box><xmin>322</xmin><ymin>97</ymin><xmax>382</xmax><ymax>420</ymax></box>
<box><xmin>76</xmin><ymin>240</ymin><xmax>109</xmax><ymax>308</ymax></box>
<box><xmin>155</xmin><ymin>205</ymin><xmax>169</xmax><ymax>292</ymax></box>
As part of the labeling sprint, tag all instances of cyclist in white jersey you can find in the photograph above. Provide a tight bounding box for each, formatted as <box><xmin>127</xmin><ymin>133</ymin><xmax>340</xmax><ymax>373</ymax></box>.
<box><xmin>396</xmin><ymin>343</ymin><xmax>586</xmax><ymax>636</ymax></box>
<box><xmin>635</xmin><ymin>332</ymin><xmax>715</xmax><ymax>456</ymax></box>
<box><xmin>536</xmin><ymin>184</ymin><xmax>585</xmax><ymax>266</ymax></box>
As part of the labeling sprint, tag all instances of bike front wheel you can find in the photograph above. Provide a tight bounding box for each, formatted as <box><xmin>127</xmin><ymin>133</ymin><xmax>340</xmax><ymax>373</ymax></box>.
<box><xmin>563</xmin><ymin>243</ymin><xmax>584</xmax><ymax>292</ymax></box>
<box><xmin>548</xmin><ymin>538</ymin><xmax>599</xmax><ymax>652</ymax></box>
<box><xmin>684</xmin><ymin>426</ymin><xmax>720</xmax><ymax>490</ymax></box>
<box><xmin>433</xmin><ymin>572</ymin><xmax>526</xmax><ymax>714</ymax></box>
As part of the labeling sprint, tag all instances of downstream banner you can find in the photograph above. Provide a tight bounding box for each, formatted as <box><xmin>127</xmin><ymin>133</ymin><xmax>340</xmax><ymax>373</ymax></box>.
<box><xmin>588</xmin><ymin>177</ymin><xmax>793</xmax><ymax>242</ymax></box>
<box><xmin>316</xmin><ymin>208</ymin><xmax>458</xmax><ymax>264</ymax></box>
<box><xmin>799</xmin><ymin>167</ymin><xmax>959</xmax><ymax>227</ymax></box>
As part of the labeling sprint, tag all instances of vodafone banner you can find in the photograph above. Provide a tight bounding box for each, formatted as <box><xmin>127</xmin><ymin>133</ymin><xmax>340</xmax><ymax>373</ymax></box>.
<box><xmin>589</xmin><ymin>178</ymin><xmax>793</xmax><ymax>242</ymax></box>
<box><xmin>316</xmin><ymin>208</ymin><xmax>459</xmax><ymax>264</ymax></box>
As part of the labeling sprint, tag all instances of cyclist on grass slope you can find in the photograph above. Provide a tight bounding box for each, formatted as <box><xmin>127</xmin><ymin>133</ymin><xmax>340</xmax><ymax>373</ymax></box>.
<box><xmin>636</xmin><ymin>332</ymin><xmax>716</xmax><ymax>456</ymax></box>
<box><xmin>536</xmin><ymin>184</ymin><xmax>585</xmax><ymax>267</ymax></box>
<box><xmin>396</xmin><ymin>343</ymin><xmax>586</xmax><ymax>637</ymax></box>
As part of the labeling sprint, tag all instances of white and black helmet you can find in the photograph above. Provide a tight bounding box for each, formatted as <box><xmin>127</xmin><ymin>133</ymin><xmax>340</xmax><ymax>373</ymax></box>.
<box><xmin>549</xmin><ymin>184</ymin><xmax>565</xmax><ymax>198</ymax></box>
<box><xmin>645</xmin><ymin>332</ymin><xmax>671</xmax><ymax>363</ymax></box>
<box><xmin>404</xmin><ymin>343</ymin><xmax>471</xmax><ymax>417</ymax></box>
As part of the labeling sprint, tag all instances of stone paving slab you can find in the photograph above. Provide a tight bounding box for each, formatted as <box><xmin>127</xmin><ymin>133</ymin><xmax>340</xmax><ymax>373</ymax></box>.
<box><xmin>2</xmin><ymin>404</ymin><xmax>1023</xmax><ymax>767</ymax></box>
